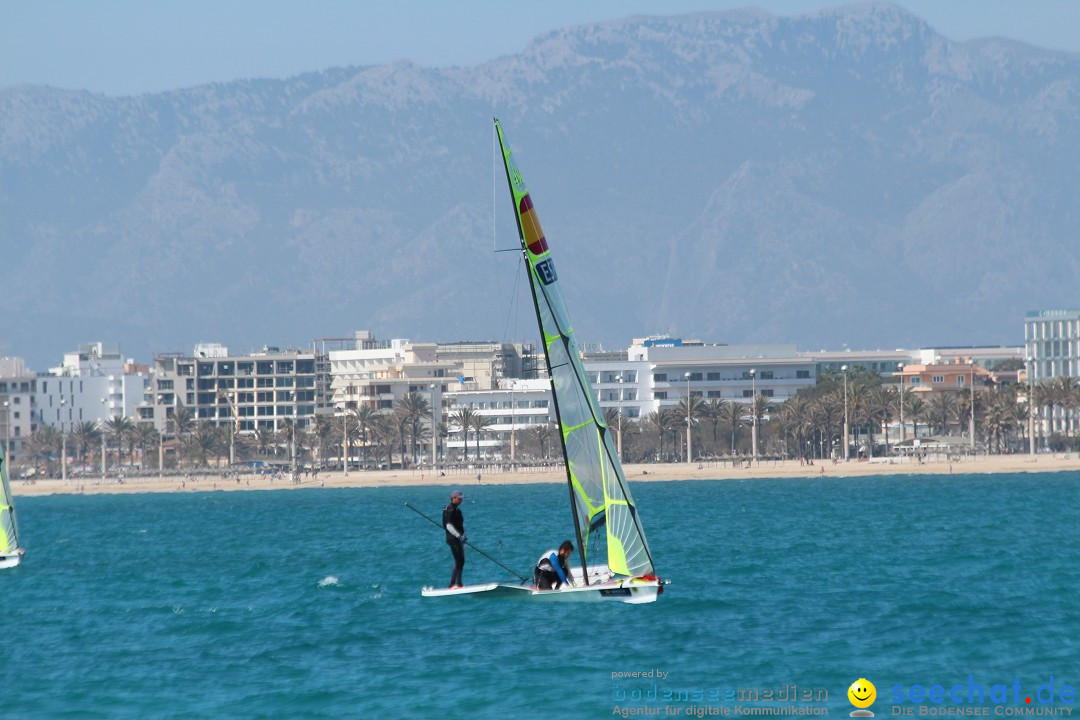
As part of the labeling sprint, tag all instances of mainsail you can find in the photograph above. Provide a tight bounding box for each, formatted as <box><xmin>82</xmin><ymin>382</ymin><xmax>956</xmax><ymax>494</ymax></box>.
<box><xmin>0</xmin><ymin>448</ymin><xmax>19</xmax><ymax>556</ymax></box>
<box><xmin>494</xmin><ymin>119</ymin><xmax>654</xmax><ymax>579</ymax></box>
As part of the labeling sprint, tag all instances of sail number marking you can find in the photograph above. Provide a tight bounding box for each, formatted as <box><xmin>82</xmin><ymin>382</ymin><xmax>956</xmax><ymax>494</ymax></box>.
<box><xmin>534</xmin><ymin>258</ymin><xmax>557</xmax><ymax>285</ymax></box>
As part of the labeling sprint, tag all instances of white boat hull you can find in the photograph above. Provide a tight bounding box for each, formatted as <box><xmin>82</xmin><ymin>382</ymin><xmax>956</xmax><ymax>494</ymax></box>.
<box><xmin>421</xmin><ymin>569</ymin><xmax>664</xmax><ymax>604</ymax></box>
<box><xmin>0</xmin><ymin>549</ymin><xmax>24</xmax><ymax>569</ymax></box>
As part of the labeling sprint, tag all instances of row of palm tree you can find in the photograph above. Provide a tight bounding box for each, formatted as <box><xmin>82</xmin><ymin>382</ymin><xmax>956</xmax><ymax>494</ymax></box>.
<box><xmin>18</xmin><ymin>374</ymin><xmax>1080</xmax><ymax>474</ymax></box>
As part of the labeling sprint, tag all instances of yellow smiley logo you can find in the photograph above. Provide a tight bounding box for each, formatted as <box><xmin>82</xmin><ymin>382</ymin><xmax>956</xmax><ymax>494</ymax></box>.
<box><xmin>848</xmin><ymin>678</ymin><xmax>876</xmax><ymax>711</ymax></box>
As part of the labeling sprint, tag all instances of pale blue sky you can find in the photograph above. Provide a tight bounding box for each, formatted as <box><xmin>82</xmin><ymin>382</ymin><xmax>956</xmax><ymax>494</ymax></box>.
<box><xmin>2</xmin><ymin>0</ymin><xmax>1078</xmax><ymax>96</ymax></box>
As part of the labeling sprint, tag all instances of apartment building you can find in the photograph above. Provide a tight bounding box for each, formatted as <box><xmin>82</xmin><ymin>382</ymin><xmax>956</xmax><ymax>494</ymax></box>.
<box><xmin>35</xmin><ymin>342</ymin><xmax>149</xmax><ymax>433</ymax></box>
<box><xmin>1025</xmin><ymin>309</ymin><xmax>1080</xmax><ymax>381</ymax></box>
<box><xmin>138</xmin><ymin>344</ymin><xmax>328</xmax><ymax>433</ymax></box>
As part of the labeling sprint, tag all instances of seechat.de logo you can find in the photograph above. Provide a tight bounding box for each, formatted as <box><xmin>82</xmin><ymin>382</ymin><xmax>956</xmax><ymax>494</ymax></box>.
<box><xmin>849</xmin><ymin>678</ymin><xmax>877</xmax><ymax>717</ymax></box>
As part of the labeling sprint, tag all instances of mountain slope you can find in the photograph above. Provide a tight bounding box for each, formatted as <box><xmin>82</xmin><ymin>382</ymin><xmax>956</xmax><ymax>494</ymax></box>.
<box><xmin>2</xmin><ymin>3</ymin><xmax>1077</xmax><ymax>366</ymax></box>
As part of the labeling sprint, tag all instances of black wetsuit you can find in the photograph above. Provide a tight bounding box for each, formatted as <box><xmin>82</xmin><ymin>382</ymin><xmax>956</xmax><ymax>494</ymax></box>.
<box><xmin>443</xmin><ymin>503</ymin><xmax>465</xmax><ymax>586</ymax></box>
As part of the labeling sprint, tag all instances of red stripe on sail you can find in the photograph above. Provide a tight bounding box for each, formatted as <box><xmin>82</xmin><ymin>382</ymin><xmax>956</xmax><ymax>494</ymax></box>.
<box><xmin>519</xmin><ymin>194</ymin><xmax>548</xmax><ymax>255</ymax></box>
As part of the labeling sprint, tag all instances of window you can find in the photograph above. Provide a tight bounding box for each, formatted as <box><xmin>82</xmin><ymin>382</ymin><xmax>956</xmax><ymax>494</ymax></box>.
<box><xmin>796</xmin><ymin>370</ymin><xmax>810</xmax><ymax>379</ymax></box>
<box><xmin>910</xmin><ymin>377</ymin><xmax>921</xmax><ymax>386</ymax></box>
<box><xmin>653</xmin><ymin>373</ymin><xmax>668</xmax><ymax>382</ymax></box>
<box><xmin>687</xmin><ymin>372</ymin><xmax>702</xmax><ymax>382</ymax></box>
<box><xmin>743</xmin><ymin>390</ymin><xmax>753</xmax><ymax>398</ymax></box>
<box><xmin>762</xmin><ymin>389</ymin><xmax>774</xmax><ymax>397</ymax></box>
<box><xmin>707</xmin><ymin>372</ymin><xmax>721</xmax><ymax>381</ymax></box>
<box><xmin>932</xmin><ymin>375</ymin><xmax>944</xmax><ymax>383</ymax></box>
<box><xmin>759</xmin><ymin>371</ymin><xmax>774</xmax><ymax>380</ymax></box>
<box><xmin>197</xmin><ymin>362</ymin><xmax>214</xmax><ymax>376</ymax></box>
<box><xmin>276</xmin><ymin>361</ymin><xmax>294</xmax><ymax>374</ymax></box>
<box><xmin>296</xmin><ymin>360</ymin><xmax>314</xmax><ymax>374</ymax></box>
<box><xmin>707</xmin><ymin>390</ymin><xmax>723</xmax><ymax>398</ymax></box>
<box><xmin>257</xmin><ymin>377</ymin><xmax>274</xmax><ymax>388</ymax></box>
<box><xmin>957</xmin><ymin>376</ymin><xmax>966</xmax><ymax>387</ymax></box>
<box><xmin>257</xmin><ymin>361</ymin><xmax>273</xmax><ymax>374</ymax></box>
<box><xmin>158</xmin><ymin>380</ymin><xmax>174</xmax><ymax>390</ymax></box>
<box><xmin>653</xmin><ymin>391</ymin><xmax>668</xmax><ymax>400</ymax></box>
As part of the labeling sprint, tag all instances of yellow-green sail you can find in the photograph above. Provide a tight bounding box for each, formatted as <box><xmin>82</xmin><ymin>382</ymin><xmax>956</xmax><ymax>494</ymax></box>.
<box><xmin>494</xmin><ymin>119</ymin><xmax>654</xmax><ymax>579</ymax></box>
<box><xmin>0</xmin><ymin>447</ymin><xmax>19</xmax><ymax>555</ymax></box>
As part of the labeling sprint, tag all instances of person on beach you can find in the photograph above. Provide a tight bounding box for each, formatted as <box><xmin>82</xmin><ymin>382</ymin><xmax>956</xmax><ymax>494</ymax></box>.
<box><xmin>533</xmin><ymin>541</ymin><xmax>575</xmax><ymax>590</ymax></box>
<box><xmin>443</xmin><ymin>490</ymin><xmax>466</xmax><ymax>588</ymax></box>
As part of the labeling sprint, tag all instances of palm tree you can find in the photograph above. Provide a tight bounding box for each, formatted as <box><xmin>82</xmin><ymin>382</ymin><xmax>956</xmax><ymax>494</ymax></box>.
<box><xmin>808</xmin><ymin>392</ymin><xmax>843</xmax><ymax>459</ymax></box>
<box><xmin>528</xmin><ymin>423</ymin><xmax>555</xmax><ymax>459</ymax></box>
<box><xmin>312</xmin><ymin>414</ymin><xmax>337</xmax><ymax>468</ymax></box>
<box><xmin>779</xmin><ymin>396</ymin><xmax>811</xmax><ymax>461</ymax></box>
<box><xmin>70</xmin><ymin>420</ymin><xmax>101</xmax><ymax>464</ymax></box>
<box><xmin>396</xmin><ymin>392</ymin><xmax>431</xmax><ymax>465</ymax></box>
<box><xmin>185</xmin><ymin>421</ymin><xmax>224</xmax><ymax>467</ymax></box>
<box><xmin>368</xmin><ymin>414</ymin><xmax>395</xmax><ymax>469</ymax></box>
<box><xmin>171</xmin><ymin>405</ymin><xmax>195</xmax><ymax>467</ymax></box>
<box><xmin>673</xmin><ymin>395</ymin><xmax>704</xmax><ymax>460</ymax></box>
<box><xmin>926</xmin><ymin>393</ymin><xmax>957</xmax><ymax>436</ymax></box>
<box><xmin>470</xmin><ymin>413</ymin><xmax>493</xmax><ymax>460</ymax></box>
<box><xmin>350</xmin><ymin>404</ymin><xmax>377</xmax><ymax>468</ymax></box>
<box><xmin>906</xmin><ymin>395</ymin><xmax>928</xmax><ymax>440</ymax></box>
<box><xmin>25</xmin><ymin>426</ymin><xmax>62</xmax><ymax>475</ymax></box>
<box><xmin>132</xmin><ymin>423</ymin><xmax>159</xmax><ymax>469</ymax></box>
<box><xmin>104</xmin><ymin>416</ymin><xmax>135</xmax><ymax>466</ymax></box>
<box><xmin>751</xmin><ymin>395</ymin><xmax>770</xmax><ymax>457</ymax></box>
<box><xmin>254</xmin><ymin>427</ymin><xmax>277</xmax><ymax>459</ymax></box>
<box><xmin>451</xmin><ymin>406</ymin><xmax>476</xmax><ymax>460</ymax></box>
<box><xmin>717</xmin><ymin>402</ymin><xmax>749</xmax><ymax>455</ymax></box>
<box><xmin>701</xmin><ymin>399</ymin><xmax>727</xmax><ymax>456</ymax></box>
<box><xmin>858</xmin><ymin>387</ymin><xmax>890</xmax><ymax>457</ymax></box>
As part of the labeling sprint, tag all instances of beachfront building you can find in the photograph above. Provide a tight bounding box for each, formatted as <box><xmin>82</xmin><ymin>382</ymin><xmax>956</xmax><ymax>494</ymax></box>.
<box><xmin>35</xmin><ymin>342</ymin><xmax>149</xmax><ymax>434</ymax></box>
<box><xmin>138</xmin><ymin>344</ymin><xmax>329</xmax><ymax>433</ymax></box>
<box><xmin>587</xmin><ymin>338</ymin><xmax>817</xmax><ymax>414</ymax></box>
<box><xmin>434</xmin><ymin>340</ymin><xmax>539</xmax><ymax>390</ymax></box>
<box><xmin>1023</xmin><ymin>310</ymin><xmax>1080</xmax><ymax>439</ymax></box>
<box><xmin>0</xmin><ymin>357</ymin><xmax>37</xmax><ymax>465</ymax></box>
<box><xmin>326</xmin><ymin>333</ymin><xmax>459</xmax><ymax>412</ymax></box>
<box><xmin>444</xmin><ymin>379</ymin><xmax>554</xmax><ymax>460</ymax></box>
<box><xmin>1025</xmin><ymin>309</ymin><xmax>1080</xmax><ymax>381</ymax></box>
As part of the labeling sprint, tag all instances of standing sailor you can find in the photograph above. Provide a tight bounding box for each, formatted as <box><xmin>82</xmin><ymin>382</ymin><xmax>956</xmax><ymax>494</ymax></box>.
<box><xmin>443</xmin><ymin>490</ymin><xmax>466</xmax><ymax>588</ymax></box>
<box><xmin>534</xmin><ymin>541</ymin><xmax>575</xmax><ymax>590</ymax></box>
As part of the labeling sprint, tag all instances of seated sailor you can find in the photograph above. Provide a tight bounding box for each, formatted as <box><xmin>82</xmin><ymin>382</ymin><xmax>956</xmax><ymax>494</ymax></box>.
<box><xmin>533</xmin><ymin>540</ymin><xmax>575</xmax><ymax>590</ymax></box>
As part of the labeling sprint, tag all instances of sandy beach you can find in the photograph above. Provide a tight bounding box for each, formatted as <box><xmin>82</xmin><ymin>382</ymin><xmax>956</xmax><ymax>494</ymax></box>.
<box><xmin>11</xmin><ymin>453</ymin><xmax>1080</xmax><ymax>497</ymax></box>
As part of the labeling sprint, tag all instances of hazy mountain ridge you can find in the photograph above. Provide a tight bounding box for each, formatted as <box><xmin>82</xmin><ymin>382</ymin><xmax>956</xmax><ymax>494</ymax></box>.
<box><xmin>2</xmin><ymin>2</ymin><xmax>1078</xmax><ymax>367</ymax></box>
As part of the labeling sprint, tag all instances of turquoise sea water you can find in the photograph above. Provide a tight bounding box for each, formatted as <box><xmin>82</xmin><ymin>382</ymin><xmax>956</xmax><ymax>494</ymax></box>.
<box><xmin>4</xmin><ymin>472</ymin><xmax>1078</xmax><ymax>719</ymax></box>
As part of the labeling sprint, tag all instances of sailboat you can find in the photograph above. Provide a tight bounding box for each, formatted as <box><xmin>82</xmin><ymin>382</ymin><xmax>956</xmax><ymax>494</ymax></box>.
<box><xmin>421</xmin><ymin>120</ymin><xmax>664</xmax><ymax>604</ymax></box>
<box><xmin>0</xmin><ymin>446</ymin><xmax>25</xmax><ymax>569</ymax></box>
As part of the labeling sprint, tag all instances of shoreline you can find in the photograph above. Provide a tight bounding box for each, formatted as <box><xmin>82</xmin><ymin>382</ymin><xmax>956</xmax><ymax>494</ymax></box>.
<box><xmin>11</xmin><ymin>454</ymin><xmax>1079</xmax><ymax>497</ymax></box>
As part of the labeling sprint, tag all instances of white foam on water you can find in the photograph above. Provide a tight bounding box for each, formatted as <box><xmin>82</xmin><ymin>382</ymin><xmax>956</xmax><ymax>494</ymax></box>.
<box><xmin>318</xmin><ymin>575</ymin><xmax>340</xmax><ymax>587</ymax></box>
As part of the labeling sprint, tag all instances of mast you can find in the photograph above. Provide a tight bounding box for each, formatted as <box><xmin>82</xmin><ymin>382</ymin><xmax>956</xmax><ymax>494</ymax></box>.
<box><xmin>494</xmin><ymin>119</ymin><xmax>591</xmax><ymax>582</ymax></box>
